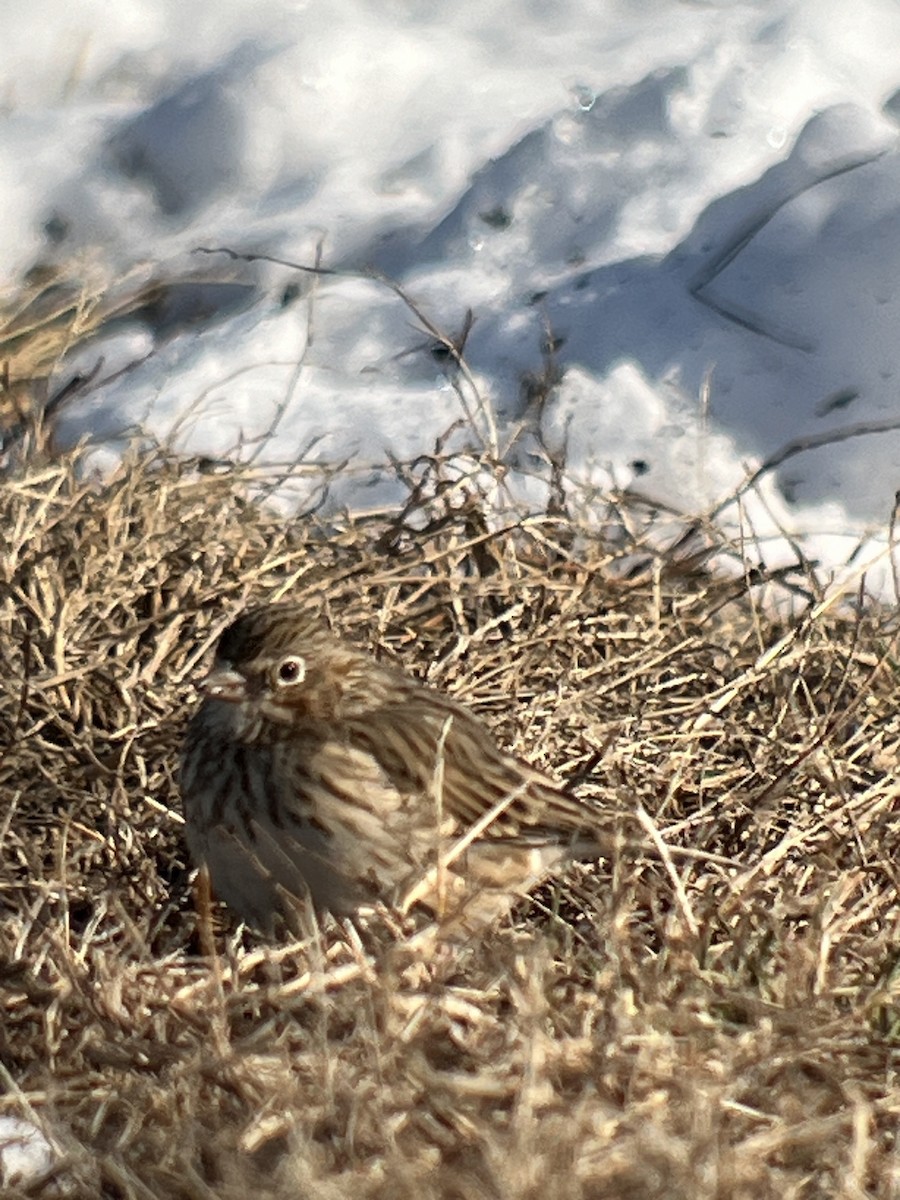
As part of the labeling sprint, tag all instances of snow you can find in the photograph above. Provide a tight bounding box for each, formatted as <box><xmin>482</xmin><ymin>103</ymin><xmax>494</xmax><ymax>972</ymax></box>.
<box><xmin>0</xmin><ymin>1116</ymin><xmax>58</xmax><ymax>1186</ymax></box>
<box><xmin>6</xmin><ymin>0</ymin><xmax>900</xmax><ymax>598</ymax></box>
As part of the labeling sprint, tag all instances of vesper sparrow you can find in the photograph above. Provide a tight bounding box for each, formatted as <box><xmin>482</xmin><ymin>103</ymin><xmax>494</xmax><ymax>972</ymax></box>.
<box><xmin>180</xmin><ymin>604</ymin><xmax>603</xmax><ymax>936</ymax></box>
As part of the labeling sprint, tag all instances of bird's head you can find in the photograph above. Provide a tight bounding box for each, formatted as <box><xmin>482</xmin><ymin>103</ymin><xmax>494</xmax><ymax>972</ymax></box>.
<box><xmin>198</xmin><ymin>605</ymin><xmax>362</xmax><ymax>734</ymax></box>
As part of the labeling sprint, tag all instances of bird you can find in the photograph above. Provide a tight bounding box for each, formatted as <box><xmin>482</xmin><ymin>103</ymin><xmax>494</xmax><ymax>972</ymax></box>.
<box><xmin>180</xmin><ymin>603</ymin><xmax>604</xmax><ymax>938</ymax></box>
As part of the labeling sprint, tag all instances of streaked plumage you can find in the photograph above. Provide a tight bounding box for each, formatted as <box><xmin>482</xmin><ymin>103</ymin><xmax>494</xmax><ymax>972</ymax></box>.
<box><xmin>180</xmin><ymin>603</ymin><xmax>600</xmax><ymax>936</ymax></box>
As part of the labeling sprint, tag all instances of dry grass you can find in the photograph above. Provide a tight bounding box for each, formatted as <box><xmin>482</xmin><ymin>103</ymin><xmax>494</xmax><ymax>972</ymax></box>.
<box><xmin>2</xmin><ymin>442</ymin><xmax>900</xmax><ymax>1199</ymax></box>
<box><xmin>0</xmin><ymin>261</ymin><xmax>255</xmax><ymax>451</ymax></box>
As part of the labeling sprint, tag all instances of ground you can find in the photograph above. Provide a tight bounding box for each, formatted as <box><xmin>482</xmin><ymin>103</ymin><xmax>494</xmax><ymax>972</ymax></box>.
<box><xmin>1</xmin><ymin>427</ymin><xmax>900</xmax><ymax>1199</ymax></box>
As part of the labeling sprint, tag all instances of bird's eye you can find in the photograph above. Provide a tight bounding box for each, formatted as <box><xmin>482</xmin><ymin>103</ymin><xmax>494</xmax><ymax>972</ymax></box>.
<box><xmin>275</xmin><ymin>655</ymin><xmax>305</xmax><ymax>686</ymax></box>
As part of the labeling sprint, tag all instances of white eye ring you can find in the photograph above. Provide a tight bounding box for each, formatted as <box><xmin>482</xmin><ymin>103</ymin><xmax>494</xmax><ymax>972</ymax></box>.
<box><xmin>275</xmin><ymin>655</ymin><xmax>306</xmax><ymax>686</ymax></box>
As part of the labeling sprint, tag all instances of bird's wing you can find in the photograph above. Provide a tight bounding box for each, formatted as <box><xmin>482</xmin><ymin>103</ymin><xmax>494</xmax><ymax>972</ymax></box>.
<box><xmin>275</xmin><ymin>731</ymin><xmax>457</xmax><ymax>901</ymax></box>
<box><xmin>342</xmin><ymin>698</ymin><xmax>592</xmax><ymax>837</ymax></box>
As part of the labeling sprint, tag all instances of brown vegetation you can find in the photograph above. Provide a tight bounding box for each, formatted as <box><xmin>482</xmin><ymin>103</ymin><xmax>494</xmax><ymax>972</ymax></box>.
<box><xmin>1</xmin><ymin>432</ymin><xmax>900</xmax><ymax>1199</ymax></box>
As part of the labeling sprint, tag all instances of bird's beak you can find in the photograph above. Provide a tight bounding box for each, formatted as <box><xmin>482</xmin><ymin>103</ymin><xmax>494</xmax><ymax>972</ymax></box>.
<box><xmin>199</xmin><ymin>668</ymin><xmax>247</xmax><ymax>702</ymax></box>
